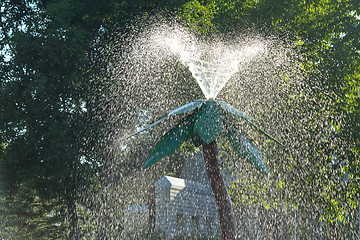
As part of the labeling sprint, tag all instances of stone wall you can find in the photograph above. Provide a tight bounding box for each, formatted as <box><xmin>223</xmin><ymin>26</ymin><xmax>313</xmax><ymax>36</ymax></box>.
<box><xmin>154</xmin><ymin>176</ymin><xmax>221</xmax><ymax>238</ymax></box>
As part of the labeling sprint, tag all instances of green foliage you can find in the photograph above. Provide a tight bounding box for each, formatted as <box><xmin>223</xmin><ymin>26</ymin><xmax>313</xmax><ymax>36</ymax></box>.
<box><xmin>0</xmin><ymin>0</ymin><xmax>99</xmax><ymax>198</ymax></box>
<box><xmin>179</xmin><ymin>0</ymin><xmax>217</xmax><ymax>34</ymax></box>
<box><xmin>0</xmin><ymin>0</ymin><xmax>103</xmax><ymax>238</ymax></box>
<box><xmin>0</xmin><ymin>190</ymin><xmax>67</xmax><ymax>240</ymax></box>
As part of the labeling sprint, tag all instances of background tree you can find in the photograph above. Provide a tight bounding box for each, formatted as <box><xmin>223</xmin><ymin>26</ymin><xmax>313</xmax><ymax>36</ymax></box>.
<box><xmin>0</xmin><ymin>0</ymin><xmax>104</xmax><ymax>238</ymax></box>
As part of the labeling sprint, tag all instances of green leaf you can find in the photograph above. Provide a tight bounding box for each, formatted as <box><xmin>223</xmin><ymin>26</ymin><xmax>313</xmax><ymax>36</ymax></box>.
<box><xmin>143</xmin><ymin>117</ymin><xmax>194</xmax><ymax>169</ymax></box>
<box><xmin>226</xmin><ymin>123</ymin><xmax>269</xmax><ymax>175</ymax></box>
<box><xmin>124</xmin><ymin>100</ymin><xmax>205</xmax><ymax>140</ymax></box>
<box><xmin>125</xmin><ymin>116</ymin><xmax>168</xmax><ymax>139</ymax></box>
<box><xmin>245</xmin><ymin>119</ymin><xmax>284</xmax><ymax>146</ymax></box>
<box><xmin>194</xmin><ymin>99</ymin><xmax>223</xmax><ymax>144</ymax></box>
<box><xmin>217</xmin><ymin>100</ymin><xmax>255</xmax><ymax>121</ymax></box>
<box><xmin>168</xmin><ymin>99</ymin><xmax>205</xmax><ymax>116</ymax></box>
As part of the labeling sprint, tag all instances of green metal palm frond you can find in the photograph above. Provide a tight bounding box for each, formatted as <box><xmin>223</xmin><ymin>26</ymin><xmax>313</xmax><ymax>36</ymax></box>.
<box><xmin>194</xmin><ymin>99</ymin><xmax>224</xmax><ymax>144</ymax></box>
<box><xmin>217</xmin><ymin>100</ymin><xmax>284</xmax><ymax>146</ymax></box>
<box><xmin>125</xmin><ymin>116</ymin><xmax>169</xmax><ymax>139</ymax></box>
<box><xmin>123</xmin><ymin>99</ymin><xmax>205</xmax><ymax>140</ymax></box>
<box><xmin>167</xmin><ymin>99</ymin><xmax>205</xmax><ymax>116</ymax></box>
<box><xmin>142</xmin><ymin>114</ymin><xmax>195</xmax><ymax>169</ymax></box>
<box><xmin>217</xmin><ymin>100</ymin><xmax>255</xmax><ymax>121</ymax></box>
<box><xmin>244</xmin><ymin>119</ymin><xmax>284</xmax><ymax>146</ymax></box>
<box><xmin>125</xmin><ymin>99</ymin><xmax>283</xmax><ymax>174</ymax></box>
<box><xmin>225</xmin><ymin>121</ymin><xmax>269</xmax><ymax>175</ymax></box>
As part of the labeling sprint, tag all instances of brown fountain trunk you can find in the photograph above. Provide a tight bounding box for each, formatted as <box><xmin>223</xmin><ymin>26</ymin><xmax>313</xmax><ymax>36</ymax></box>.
<box><xmin>203</xmin><ymin>140</ymin><xmax>236</xmax><ymax>240</ymax></box>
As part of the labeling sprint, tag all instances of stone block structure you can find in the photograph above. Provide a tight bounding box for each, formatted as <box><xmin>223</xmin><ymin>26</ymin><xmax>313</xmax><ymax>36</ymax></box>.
<box><xmin>154</xmin><ymin>176</ymin><xmax>221</xmax><ymax>238</ymax></box>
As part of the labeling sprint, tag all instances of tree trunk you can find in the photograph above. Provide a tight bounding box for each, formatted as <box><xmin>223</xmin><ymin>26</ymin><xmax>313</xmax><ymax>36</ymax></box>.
<box><xmin>67</xmin><ymin>198</ymin><xmax>82</xmax><ymax>240</ymax></box>
<box><xmin>96</xmin><ymin>212</ymin><xmax>108</xmax><ymax>240</ymax></box>
<box><xmin>203</xmin><ymin>140</ymin><xmax>236</xmax><ymax>240</ymax></box>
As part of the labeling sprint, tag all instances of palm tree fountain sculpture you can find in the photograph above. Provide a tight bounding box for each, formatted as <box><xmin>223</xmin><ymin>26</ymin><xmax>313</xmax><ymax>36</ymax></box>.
<box><xmin>126</xmin><ymin>38</ymin><xmax>283</xmax><ymax>240</ymax></box>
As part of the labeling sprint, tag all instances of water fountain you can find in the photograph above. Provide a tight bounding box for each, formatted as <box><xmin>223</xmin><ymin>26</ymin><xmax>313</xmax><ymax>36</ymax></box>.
<box><xmin>122</xmin><ymin>25</ymin><xmax>285</xmax><ymax>239</ymax></box>
<box><xmin>92</xmin><ymin>22</ymin><xmax>350</xmax><ymax>239</ymax></box>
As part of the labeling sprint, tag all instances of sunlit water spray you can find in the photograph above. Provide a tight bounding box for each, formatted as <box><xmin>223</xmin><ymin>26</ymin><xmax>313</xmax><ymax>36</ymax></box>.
<box><xmin>85</xmin><ymin>21</ymin><xmax>353</xmax><ymax>239</ymax></box>
<box><xmin>154</xmin><ymin>32</ymin><xmax>267</xmax><ymax>99</ymax></box>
